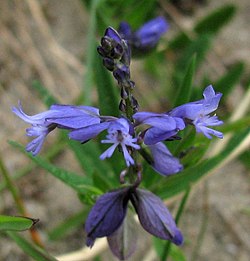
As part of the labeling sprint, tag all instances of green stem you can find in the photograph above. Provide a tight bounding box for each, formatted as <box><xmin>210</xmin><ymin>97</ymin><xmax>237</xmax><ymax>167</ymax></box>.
<box><xmin>0</xmin><ymin>153</ymin><xmax>26</xmax><ymax>214</ymax></box>
<box><xmin>161</xmin><ymin>186</ymin><xmax>191</xmax><ymax>261</ymax></box>
<box><xmin>190</xmin><ymin>182</ymin><xmax>209</xmax><ymax>261</ymax></box>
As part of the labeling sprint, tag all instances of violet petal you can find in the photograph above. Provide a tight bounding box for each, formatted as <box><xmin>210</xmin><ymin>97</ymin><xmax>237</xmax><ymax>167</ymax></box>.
<box><xmin>107</xmin><ymin>211</ymin><xmax>137</xmax><ymax>260</ymax></box>
<box><xmin>131</xmin><ymin>189</ymin><xmax>183</xmax><ymax>245</ymax></box>
<box><xmin>149</xmin><ymin>142</ymin><xmax>183</xmax><ymax>176</ymax></box>
<box><xmin>85</xmin><ymin>187</ymin><xmax>131</xmax><ymax>247</ymax></box>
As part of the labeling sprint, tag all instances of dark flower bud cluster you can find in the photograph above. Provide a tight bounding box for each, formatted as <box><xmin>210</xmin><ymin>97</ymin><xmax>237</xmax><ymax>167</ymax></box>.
<box><xmin>97</xmin><ymin>27</ymin><xmax>138</xmax><ymax>118</ymax></box>
<box><xmin>12</xmin><ymin>16</ymin><xmax>224</xmax><ymax>260</ymax></box>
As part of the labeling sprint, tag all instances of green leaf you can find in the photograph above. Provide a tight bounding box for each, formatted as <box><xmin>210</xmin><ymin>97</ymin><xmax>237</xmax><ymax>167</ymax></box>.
<box><xmin>0</xmin><ymin>215</ymin><xmax>38</xmax><ymax>231</ymax></box>
<box><xmin>94</xmin><ymin>55</ymin><xmax>119</xmax><ymax>116</ymax></box>
<box><xmin>194</xmin><ymin>4</ymin><xmax>237</xmax><ymax>35</ymax></box>
<box><xmin>9</xmin><ymin>141</ymin><xmax>95</xmax><ymax>195</ymax></box>
<box><xmin>176</xmin><ymin>34</ymin><xmax>211</xmax><ymax>71</ymax></box>
<box><xmin>83</xmin><ymin>0</ymin><xmax>104</xmax><ymax>105</ymax></box>
<box><xmin>168</xmin><ymin>32</ymin><xmax>192</xmax><ymax>51</ymax></box>
<box><xmin>6</xmin><ymin>231</ymin><xmax>57</xmax><ymax>261</ymax></box>
<box><xmin>174</xmin><ymin>55</ymin><xmax>196</xmax><ymax>106</ymax></box>
<box><xmin>92</xmin><ymin>170</ymin><xmax>113</xmax><ymax>191</ymax></box>
<box><xmin>214</xmin><ymin>62</ymin><xmax>245</xmax><ymax>97</ymax></box>
<box><xmin>66</xmin><ymin>138</ymin><xmax>114</xmax><ymax>177</ymax></box>
<box><xmin>154</xmin><ymin>128</ymin><xmax>250</xmax><ymax>198</ymax></box>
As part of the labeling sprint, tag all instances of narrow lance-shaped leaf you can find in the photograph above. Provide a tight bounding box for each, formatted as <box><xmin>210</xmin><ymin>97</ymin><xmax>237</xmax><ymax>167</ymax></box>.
<box><xmin>6</xmin><ymin>231</ymin><xmax>57</xmax><ymax>261</ymax></box>
<box><xmin>0</xmin><ymin>215</ymin><xmax>38</xmax><ymax>231</ymax></box>
<box><xmin>214</xmin><ymin>61</ymin><xmax>245</xmax><ymax>98</ymax></box>
<box><xmin>155</xmin><ymin>128</ymin><xmax>250</xmax><ymax>199</ymax></box>
<box><xmin>194</xmin><ymin>4</ymin><xmax>237</xmax><ymax>35</ymax></box>
<box><xmin>8</xmin><ymin>141</ymin><xmax>98</xmax><ymax>196</ymax></box>
<box><xmin>174</xmin><ymin>55</ymin><xmax>196</xmax><ymax>107</ymax></box>
<box><xmin>94</xmin><ymin>53</ymin><xmax>119</xmax><ymax>116</ymax></box>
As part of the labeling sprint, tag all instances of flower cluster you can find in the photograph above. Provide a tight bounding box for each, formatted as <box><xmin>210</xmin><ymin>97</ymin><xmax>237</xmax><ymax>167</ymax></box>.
<box><xmin>12</xmin><ymin>85</ymin><xmax>223</xmax><ymax>173</ymax></box>
<box><xmin>12</xmin><ymin>16</ymin><xmax>223</xmax><ymax>260</ymax></box>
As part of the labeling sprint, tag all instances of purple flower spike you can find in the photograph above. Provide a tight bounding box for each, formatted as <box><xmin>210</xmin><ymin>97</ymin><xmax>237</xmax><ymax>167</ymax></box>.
<box><xmin>100</xmin><ymin>118</ymin><xmax>140</xmax><ymax>167</ymax></box>
<box><xmin>131</xmin><ymin>189</ymin><xmax>183</xmax><ymax>245</ymax></box>
<box><xmin>12</xmin><ymin>102</ymin><xmax>101</xmax><ymax>155</ymax></box>
<box><xmin>85</xmin><ymin>187</ymin><xmax>131</xmax><ymax>247</ymax></box>
<box><xmin>170</xmin><ymin>85</ymin><xmax>223</xmax><ymax>139</ymax></box>
<box><xmin>149</xmin><ymin>142</ymin><xmax>183</xmax><ymax>176</ymax></box>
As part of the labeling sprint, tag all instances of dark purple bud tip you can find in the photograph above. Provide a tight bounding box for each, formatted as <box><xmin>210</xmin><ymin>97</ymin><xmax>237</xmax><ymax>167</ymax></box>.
<box><xmin>103</xmin><ymin>58</ymin><xmax>115</xmax><ymax>71</ymax></box>
<box><xmin>101</xmin><ymin>36</ymin><xmax>113</xmax><ymax>51</ymax></box>
<box><xmin>105</xmin><ymin>27</ymin><xmax>122</xmax><ymax>44</ymax></box>
<box><xmin>97</xmin><ymin>46</ymin><xmax>108</xmax><ymax>57</ymax></box>
<box><xmin>86</xmin><ymin>237</ymin><xmax>95</xmax><ymax>248</ymax></box>
<box><xmin>171</xmin><ymin>228</ymin><xmax>184</xmax><ymax>245</ymax></box>
<box><xmin>110</xmin><ymin>43</ymin><xmax>124</xmax><ymax>59</ymax></box>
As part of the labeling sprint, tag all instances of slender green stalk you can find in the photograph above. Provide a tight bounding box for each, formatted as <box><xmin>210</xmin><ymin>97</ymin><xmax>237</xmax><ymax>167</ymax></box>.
<box><xmin>190</xmin><ymin>182</ymin><xmax>209</xmax><ymax>261</ymax></box>
<box><xmin>0</xmin><ymin>153</ymin><xmax>43</xmax><ymax>246</ymax></box>
<box><xmin>161</xmin><ymin>186</ymin><xmax>191</xmax><ymax>261</ymax></box>
<box><xmin>0</xmin><ymin>154</ymin><xmax>26</xmax><ymax>214</ymax></box>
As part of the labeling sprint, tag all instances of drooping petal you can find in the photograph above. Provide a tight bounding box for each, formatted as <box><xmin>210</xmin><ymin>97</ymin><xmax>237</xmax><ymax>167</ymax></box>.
<box><xmin>85</xmin><ymin>187</ymin><xmax>131</xmax><ymax>247</ymax></box>
<box><xmin>107</xmin><ymin>211</ymin><xmax>137</xmax><ymax>260</ymax></box>
<box><xmin>12</xmin><ymin>102</ymin><xmax>58</xmax><ymax>126</ymax></box>
<box><xmin>69</xmin><ymin>122</ymin><xmax>110</xmax><ymax>143</ymax></box>
<box><xmin>99</xmin><ymin>143</ymin><xmax>118</xmax><ymax>160</ymax></box>
<box><xmin>193</xmin><ymin>115</ymin><xmax>223</xmax><ymax>139</ymax></box>
<box><xmin>25</xmin><ymin>133</ymin><xmax>47</xmax><ymax>156</ymax></box>
<box><xmin>148</xmin><ymin>142</ymin><xmax>183</xmax><ymax>176</ymax></box>
<box><xmin>131</xmin><ymin>189</ymin><xmax>183</xmax><ymax>245</ymax></box>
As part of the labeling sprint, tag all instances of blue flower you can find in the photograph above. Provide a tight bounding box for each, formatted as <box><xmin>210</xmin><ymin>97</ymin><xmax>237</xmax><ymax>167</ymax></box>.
<box><xmin>169</xmin><ymin>85</ymin><xmax>223</xmax><ymax>139</ymax></box>
<box><xmin>118</xmin><ymin>16</ymin><xmax>169</xmax><ymax>55</ymax></box>
<box><xmin>12</xmin><ymin>102</ymin><xmax>100</xmax><ymax>155</ymax></box>
<box><xmin>70</xmin><ymin>118</ymin><xmax>140</xmax><ymax>167</ymax></box>
<box><xmin>133</xmin><ymin>111</ymin><xmax>185</xmax><ymax>145</ymax></box>
<box><xmin>100</xmin><ymin>118</ymin><xmax>140</xmax><ymax>166</ymax></box>
<box><xmin>85</xmin><ymin>187</ymin><xmax>183</xmax><ymax>252</ymax></box>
